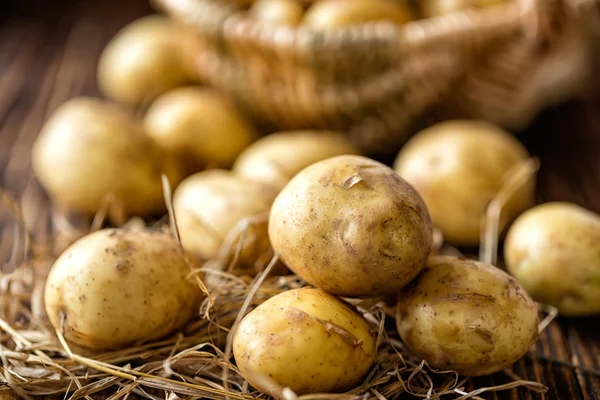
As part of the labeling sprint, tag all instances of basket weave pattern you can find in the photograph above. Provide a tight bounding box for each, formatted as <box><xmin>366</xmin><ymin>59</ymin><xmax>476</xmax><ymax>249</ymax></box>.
<box><xmin>157</xmin><ymin>0</ymin><xmax>599</xmax><ymax>153</ymax></box>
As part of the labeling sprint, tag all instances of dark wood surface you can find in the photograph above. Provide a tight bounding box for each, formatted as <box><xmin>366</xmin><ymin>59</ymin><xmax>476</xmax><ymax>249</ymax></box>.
<box><xmin>1</xmin><ymin>0</ymin><xmax>600</xmax><ymax>399</ymax></box>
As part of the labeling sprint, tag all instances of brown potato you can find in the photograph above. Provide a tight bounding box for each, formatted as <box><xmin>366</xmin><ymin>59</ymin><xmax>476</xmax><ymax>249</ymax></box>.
<box><xmin>397</xmin><ymin>256</ymin><xmax>539</xmax><ymax>376</ymax></box>
<box><xmin>394</xmin><ymin>120</ymin><xmax>533</xmax><ymax>246</ymax></box>
<box><xmin>269</xmin><ymin>155</ymin><xmax>433</xmax><ymax>297</ymax></box>
<box><xmin>304</xmin><ymin>0</ymin><xmax>413</xmax><ymax>28</ymax></box>
<box><xmin>249</xmin><ymin>0</ymin><xmax>304</xmax><ymax>26</ymax></box>
<box><xmin>233</xmin><ymin>288</ymin><xmax>376</xmax><ymax>395</ymax></box>
<box><xmin>32</xmin><ymin>97</ymin><xmax>180</xmax><ymax>218</ymax></box>
<box><xmin>173</xmin><ymin>170</ymin><xmax>278</xmax><ymax>272</ymax></box>
<box><xmin>232</xmin><ymin>130</ymin><xmax>359</xmax><ymax>190</ymax></box>
<box><xmin>144</xmin><ymin>87</ymin><xmax>257</xmax><ymax>173</ymax></box>
<box><xmin>422</xmin><ymin>0</ymin><xmax>506</xmax><ymax>18</ymax></box>
<box><xmin>505</xmin><ymin>202</ymin><xmax>600</xmax><ymax>316</ymax></box>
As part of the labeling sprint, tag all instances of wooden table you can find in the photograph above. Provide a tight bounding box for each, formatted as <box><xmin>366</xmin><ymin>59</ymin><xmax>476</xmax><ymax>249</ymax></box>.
<box><xmin>1</xmin><ymin>0</ymin><xmax>600</xmax><ymax>398</ymax></box>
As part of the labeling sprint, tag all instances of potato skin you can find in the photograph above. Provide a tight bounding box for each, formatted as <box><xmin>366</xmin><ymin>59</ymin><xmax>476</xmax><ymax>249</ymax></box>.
<box><xmin>394</xmin><ymin>120</ymin><xmax>533</xmax><ymax>246</ymax></box>
<box><xmin>144</xmin><ymin>87</ymin><xmax>257</xmax><ymax>171</ymax></box>
<box><xmin>249</xmin><ymin>0</ymin><xmax>304</xmax><ymax>26</ymax></box>
<box><xmin>173</xmin><ymin>170</ymin><xmax>278</xmax><ymax>270</ymax></box>
<box><xmin>396</xmin><ymin>256</ymin><xmax>539</xmax><ymax>376</ymax></box>
<box><xmin>232</xmin><ymin>131</ymin><xmax>359</xmax><ymax>190</ymax></box>
<box><xmin>32</xmin><ymin>97</ymin><xmax>180</xmax><ymax>217</ymax></box>
<box><xmin>269</xmin><ymin>155</ymin><xmax>432</xmax><ymax>297</ymax></box>
<box><xmin>44</xmin><ymin>229</ymin><xmax>202</xmax><ymax>350</ymax></box>
<box><xmin>233</xmin><ymin>288</ymin><xmax>376</xmax><ymax>395</ymax></box>
<box><xmin>421</xmin><ymin>0</ymin><xmax>506</xmax><ymax>18</ymax></box>
<box><xmin>98</xmin><ymin>16</ymin><xmax>188</xmax><ymax>105</ymax></box>
<box><xmin>505</xmin><ymin>202</ymin><xmax>600</xmax><ymax>316</ymax></box>
<box><xmin>304</xmin><ymin>0</ymin><xmax>413</xmax><ymax>28</ymax></box>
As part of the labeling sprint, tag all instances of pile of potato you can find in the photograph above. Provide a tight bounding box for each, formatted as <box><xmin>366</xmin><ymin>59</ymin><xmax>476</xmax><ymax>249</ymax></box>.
<box><xmin>31</xmin><ymin>0</ymin><xmax>600</xmax><ymax>397</ymax></box>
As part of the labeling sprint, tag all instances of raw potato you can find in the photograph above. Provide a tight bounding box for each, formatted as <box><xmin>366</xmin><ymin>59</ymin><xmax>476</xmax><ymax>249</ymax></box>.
<box><xmin>32</xmin><ymin>97</ymin><xmax>180</xmax><ymax>218</ymax></box>
<box><xmin>505</xmin><ymin>202</ymin><xmax>600</xmax><ymax>316</ymax></box>
<box><xmin>422</xmin><ymin>0</ymin><xmax>506</xmax><ymax>18</ymax></box>
<box><xmin>44</xmin><ymin>229</ymin><xmax>202</xmax><ymax>350</ymax></box>
<box><xmin>144</xmin><ymin>87</ymin><xmax>257</xmax><ymax>172</ymax></box>
<box><xmin>173</xmin><ymin>170</ymin><xmax>278</xmax><ymax>271</ymax></box>
<box><xmin>269</xmin><ymin>155</ymin><xmax>433</xmax><ymax>297</ymax></box>
<box><xmin>394</xmin><ymin>120</ymin><xmax>533</xmax><ymax>246</ymax></box>
<box><xmin>304</xmin><ymin>0</ymin><xmax>413</xmax><ymax>28</ymax></box>
<box><xmin>249</xmin><ymin>0</ymin><xmax>304</xmax><ymax>26</ymax></box>
<box><xmin>98</xmin><ymin>15</ymin><xmax>189</xmax><ymax>105</ymax></box>
<box><xmin>232</xmin><ymin>130</ymin><xmax>359</xmax><ymax>190</ymax></box>
<box><xmin>396</xmin><ymin>256</ymin><xmax>539</xmax><ymax>376</ymax></box>
<box><xmin>233</xmin><ymin>288</ymin><xmax>376</xmax><ymax>395</ymax></box>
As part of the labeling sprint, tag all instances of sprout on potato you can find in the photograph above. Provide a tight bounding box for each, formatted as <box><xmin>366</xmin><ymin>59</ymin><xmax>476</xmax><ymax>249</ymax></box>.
<box><xmin>249</xmin><ymin>0</ymin><xmax>304</xmax><ymax>26</ymax></box>
<box><xmin>303</xmin><ymin>0</ymin><xmax>414</xmax><ymax>28</ymax></box>
<box><xmin>173</xmin><ymin>170</ymin><xmax>278</xmax><ymax>273</ymax></box>
<box><xmin>269</xmin><ymin>155</ymin><xmax>433</xmax><ymax>297</ymax></box>
<box><xmin>232</xmin><ymin>130</ymin><xmax>359</xmax><ymax>190</ymax></box>
<box><xmin>233</xmin><ymin>287</ymin><xmax>376</xmax><ymax>395</ymax></box>
<box><xmin>98</xmin><ymin>15</ymin><xmax>190</xmax><ymax>105</ymax></box>
<box><xmin>505</xmin><ymin>202</ymin><xmax>600</xmax><ymax>316</ymax></box>
<box><xmin>32</xmin><ymin>97</ymin><xmax>180</xmax><ymax>219</ymax></box>
<box><xmin>396</xmin><ymin>256</ymin><xmax>539</xmax><ymax>376</ymax></box>
<box><xmin>44</xmin><ymin>228</ymin><xmax>202</xmax><ymax>350</ymax></box>
<box><xmin>394</xmin><ymin>120</ymin><xmax>534</xmax><ymax>246</ymax></box>
<box><xmin>144</xmin><ymin>87</ymin><xmax>257</xmax><ymax>173</ymax></box>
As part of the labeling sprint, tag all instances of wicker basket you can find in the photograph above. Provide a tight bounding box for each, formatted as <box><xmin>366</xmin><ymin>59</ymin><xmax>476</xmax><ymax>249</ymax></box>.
<box><xmin>156</xmin><ymin>0</ymin><xmax>599</xmax><ymax>154</ymax></box>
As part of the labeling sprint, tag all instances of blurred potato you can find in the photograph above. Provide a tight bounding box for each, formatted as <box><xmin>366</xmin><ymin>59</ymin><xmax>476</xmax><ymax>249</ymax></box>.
<box><xmin>249</xmin><ymin>0</ymin><xmax>304</xmax><ymax>26</ymax></box>
<box><xmin>303</xmin><ymin>0</ymin><xmax>414</xmax><ymax>28</ymax></box>
<box><xmin>421</xmin><ymin>0</ymin><xmax>506</xmax><ymax>18</ymax></box>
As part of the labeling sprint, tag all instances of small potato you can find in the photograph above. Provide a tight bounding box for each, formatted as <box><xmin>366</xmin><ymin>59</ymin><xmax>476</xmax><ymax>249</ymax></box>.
<box><xmin>397</xmin><ymin>256</ymin><xmax>539</xmax><ymax>376</ymax></box>
<box><xmin>98</xmin><ymin>15</ymin><xmax>189</xmax><ymax>105</ymax></box>
<box><xmin>173</xmin><ymin>170</ymin><xmax>278</xmax><ymax>271</ymax></box>
<box><xmin>505</xmin><ymin>202</ymin><xmax>600</xmax><ymax>316</ymax></box>
<box><xmin>44</xmin><ymin>229</ymin><xmax>202</xmax><ymax>349</ymax></box>
<box><xmin>304</xmin><ymin>0</ymin><xmax>413</xmax><ymax>28</ymax></box>
<box><xmin>233</xmin><ymin>288</ymin><xmax>376</xmax><ymax>395</ymax></box>
<box><xmin>394</xmin><ymin>120</ymin><xmax>533</xmax><ymax>246</ymax></box>
<box><xmin>422</xmin><ymin>0</ymin><xmax>506</xmax><ymax>18</ymax></box>
<box><xmin>144</xmin><ymin>87</ymin><xmax>257</xmax><ymax>172</ymax></box>
<box><xmin>32</xmin><ymin>97</ymin><xmax>180</xmax><ymax>218</ymax></box>
<box><xmin>249</xmin><ymin>0</ymin><xmax>304</xmax><ymax>26</ymax></box>
<box><xmin>269</xmin><ymin>155</ymin><xmax>433</xmax><ymax>297</ymax></box>
<box><xmin>232</xmin><ymin>130</ymin><xmax>359</xmax><ymax>190</ymax></box>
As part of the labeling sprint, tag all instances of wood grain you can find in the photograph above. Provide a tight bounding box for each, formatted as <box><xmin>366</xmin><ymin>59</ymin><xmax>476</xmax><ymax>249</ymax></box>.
<box><xmin>1</xmin><ymin>0</ymin><xmax>600</xmax><ymax>399</ymax></box>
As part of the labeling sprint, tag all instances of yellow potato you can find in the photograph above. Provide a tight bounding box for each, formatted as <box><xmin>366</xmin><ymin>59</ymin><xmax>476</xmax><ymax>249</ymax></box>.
<box><xmin>232</xmin><ymin>130</ymin><xmax>359</xmax><ymax>190</ymax></box>
<box><xmin>304</xmin><ymin>0</ymin><xmax>413</xmax><ymax>28</ymax></box>
<box><xmin>269</xmin><ymin>155</ymin><xmax>433</xmax><ymax>297</ymax></box>
<box><xmin>233</xmin><ymin>288</ymin><xmax>376</xmax><ymax>395</ymax></box>
<box><xmin>422</xmin><ymin>0</ymin><xmax>506</xmax><ymax>18</ymax></box>
<box><xmin>173</xmin><ymin>170</ymin><xmax>278</xmax><ymax>272</ymax></box>
<box><xmin>394</xmin><ymin>120</ymin><xmax>533</xmax><ymax>246</ymax></box>
<box><xmin>397</xmin><ymin>256</ymin><xmax>539</xmax><ymax>376</ymax></box>
<box><xmin>32</xmin><ymin>97</ymin><xmax>180</xmax><ymax>218</ymax></box>
<box><xmin>505</xmin><ymin>202</ymin><xmax>600</xmax><ymax>316</ymax></box>
<box><xmin>144</xmin><ymin>87</ymin><xmax>257</xmax><ymax>172</ymax></box>
<box><xmin>249</xmin><ymin>0</ymin><xmax>304</xmax><ymax>26</ymax></box>
<box><xmin>44</xmin><ymin>229</ymin><xmax>202</xmax><ymax>350</ymax></box>
<box><xmin>98</xmin><ymin>15</ymin><xmax>189</xmax><ymax>105</ymax></box>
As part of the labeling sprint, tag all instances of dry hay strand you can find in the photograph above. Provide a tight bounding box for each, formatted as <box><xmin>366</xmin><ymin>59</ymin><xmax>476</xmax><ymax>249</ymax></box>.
<box><xmin>0</xmin><ymin>182</ymin><xmax>588</xmax><ymax>400</ymax></box>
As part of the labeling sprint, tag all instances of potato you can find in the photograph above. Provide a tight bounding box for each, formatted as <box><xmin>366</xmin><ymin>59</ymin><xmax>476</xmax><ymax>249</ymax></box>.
<box><xmin>249</xmin><ymin>0</ymin><xmax>304</xmax><ymax>26</ymax></box>
<box><xmin>396</xmin><ymin>256</ymin><xmax>539</xmax><ymax>376</ymax></box>
<box><xmin>98</xmin><ymin>15</ymin><xmax>189</xmax><ymax>105</ymax></box>
<box><xmin>173</xmin><ymin>170</ymin><xmax>278</xmax><ymax>271</ymax></box>
<box><xmin>32</xmin><ymin>97</ymin><xmax>180</xmax><ymax>218</ymax></box>
<box><xmin>269</xmin><ymin>155</ymin><xmax>432</xmax><ymax>297</ymax></box>
<box><xmin>233</xmin><ymin>287</ymin><xmax>376</xmax><ymax>395</ymax></box>
<box><xmin>394</xmin><ymin>120</ymin><xmax>533</xmax><ymax>246</ymax></box>
<box><xmin>304</xmin><ymin>0</ymin><xmax>413</xmax><ymax>28</ymax></box>
<box><xmin>232</xmin><ymin>130</ymin><xmax>359</xmax><ymax>190</ymax></box>
<box><xmin>144</xmin><ymin>87</ymin><xmax>257</xmax><ymax>172</ymax></box>
<box><xmin>505</xmin><ymin>202</ymin><xmax>600</xmax><ymax>316</ymax></box>
<box><xmin>421</xmin><ymin>0</ymin><xmax>506</xmax><ymax>18</ymax></box>
<box><xmin>44</xmin><ymin>228</ymin><xmax>202</xmax><ymax>349</ymax></box>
